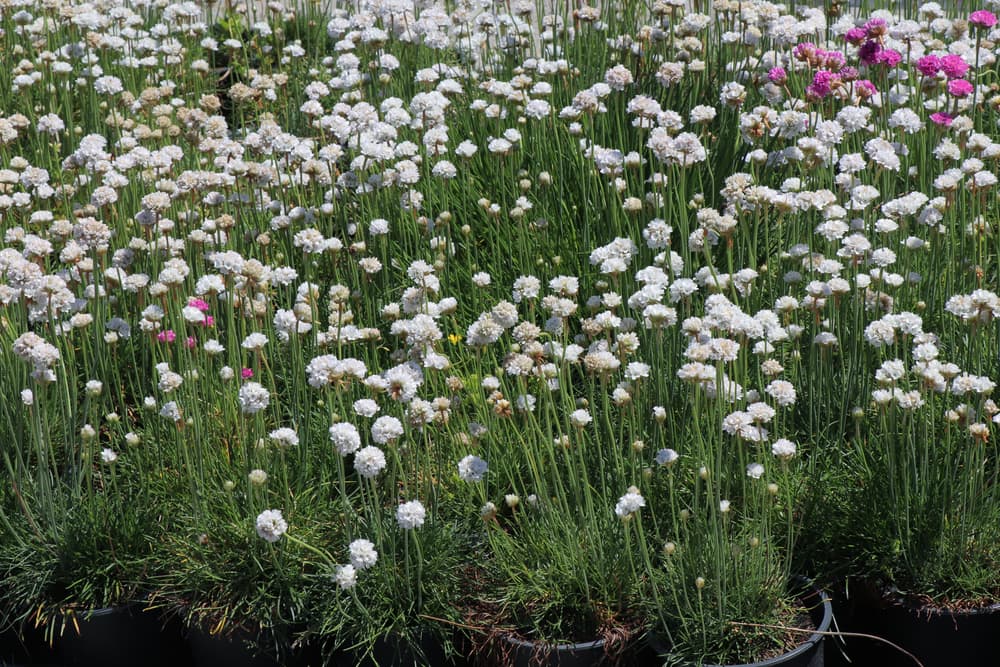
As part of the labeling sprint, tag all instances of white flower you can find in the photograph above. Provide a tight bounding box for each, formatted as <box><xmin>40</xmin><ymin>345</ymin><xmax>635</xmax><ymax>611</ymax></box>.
<box><xmin>569</xmin><ymin>409</ymin><xmax>592</xmax><ymax>428</ymax></box>
<box><xmin>100</xmin><ymin>448</ymin><xmax>118</xmax><ymax>464</ymax></box>
<box><xmin>269</xmin><ymin>428</ymin><xmax>299</xmax><ymax>448</ymax></box>
<box><xmin>255</xmin><ymin>509</ymin><xmax>287</xmax><ymax>543</ymax></box>
<box><xmin>248</xmin><ymin>469</ymin><xmax>268</xmax><ymax>486</ymax></box>
<box><xmin>348</xmin><ymin>539</ymin><xmax>379</xmax><ymax>570</ymax></box>
<box><xmin>159</xmin><ymin>401</ymin><xmax>181</xmax><ymax>421</ymax></box>
<box><xmin>242</xmin><ymin>332</ymin><xmax>269</xmax><ymax>351</ymax></box>
<box><xmin>458</xmin><ymin>454</ymin><xmax>488</xmax><ymax>482</ymax></box>
<box><xmin>20</xmin><ymin>389</ymin><xmax>33</xmax><ymax>406</ymax></box>
<box><xmin>334</xmin><ymin>564</ymin><xmax>357</xmax><ymax>590</ymax></box>
<box><xmin>719</xmin><ymin>500</ymin><xmax>731</xmax><ymax>513</ymax></box>
<box><xmin>354</xmin><ymin>399</ymin><xmax>380</xmax><ymax>418</ymax></box>
<box><xmin>655</xmin><ymin>448</ymin><xmax>678</xmax><ymax>466</ymax></box>
<box><xmin>94</xmin><ymin>75</ymin><xmax>123</xmax><ymax>95</ymax></box>
<box><xmin>354</xmin><ymin>446</ymin><xmax>387</xmax><ymax>479</ymax></box>
<box><xmin>396</xmin><ymin>500</ymin><xmax>426</xmax><ymax>530</ymax></box>
<box><xmin>746</xmin><ymin>463</ymin><xmax>764</xmax><ymax>479</ymax></box>
<box><xmin>765</xmin><ymin>380</ymin><xmax>797</xmax><ymax>407</ymax></box>
<box><xmin>329</xmin><ymin>422</ymin><xmax>361</xmax><ymax>456</ymax></box>
<box><xmin>238</xmin><ymin>382</ymin><xmax>270</xmax><ymax>414</ymax></box>
<box><xmin>481</xmin><ymin>502</ymin><xmax>498</xmax><ymax>519</ymax></box>
<box><xmin>614</xmin><ymin>488</ymin><xmax>645</xmax><ymax>518</ymax></box>
<box><xmin>771</xmin><ymin>439</ymin><xmax>797</xmax><ymax>460</ymax></box>
<box><xmin>182</xmin><ymin>306</ymin><xmax>206</xmax><ymax>324</ymax></box>
<box><xmin>371</xmin><ymin>415</ymin><xmax>404</xmax><ymax>444</ymax></box>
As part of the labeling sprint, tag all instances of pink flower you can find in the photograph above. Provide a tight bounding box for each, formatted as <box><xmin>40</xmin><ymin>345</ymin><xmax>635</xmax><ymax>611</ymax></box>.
<box><xmin>947</xmin><ymin>79</ymin><xmax>974</xmax><ymax>97</ymax></box>
<box><xmin>793</xmin><ymin>42</ymin><xmax>817</xmax><ymax>62</ymax></box>
<box><xmin>186</xmin><ymin>336</ymin><xmax>196</xmax><ymax>349</ymax></box>
<box><xmin>916</xmin><ymin>55</ymin><xmax>942</xmax><ymax>77</ymax></box>
<box><xmin>839</xmin><ymin>66</ymin><xmax>859</xmax><ymax>82</ymax></box>
<box><xmin>203</xmin><ymin>315</ymin><xmax>215</xmax><ymax>327</ymax></box>
<box><xmin>241</xmin><ymin>368</ymin><xmax>254</xmax><ymax>379</ymax></box>
<box><xmin>875</xmin><ymin>49</ymin><xmax>902</xmax><ymax>68</ymax></box>
<box><xmin>806</xmin><ymin>70</ymin><xmax>836</xmax><ymax>99</ymax></box>
<box><xmin>768</xmin><ymin>67</ymin><xmax>787</xmax><ymax>85</ymax></box>
<box><xmin>855</xmin><ymin>80</ymin><xmax>878</xmax><ymax>99</ymax></box>
<box><xmin>845</xmin><ymin>27</ymin><xmax>867</xmax><ymax>45</ymax></box>
<box><xmin>157</xmin><ymin>330</ymin><xmax>176</xmax><ymax>343</ymax></box>
<box><xmin>940</xmin><ymin>55</ymin><xmax>969</xmax><ymax>79</ymax></box>
<box><xmin>188</xmin><ymin>298</ymin><xmax>210</xmax><ymax>312</ymax></box>
<box><xmin>863</xmin><ymin>17</ymin><xmax>887</xmax><ymax>37</ymax></box>
<box><xmin>969</xmin><ymin>10</ymin><xmax>998</xmax><ymax>29</ymax></box>
<box><xmin>820</xmin><ymin>50</ymin><xmax>846</xmax><ymax>71</ymax></box>
<box><xmin>930</xmin><ymin>112</ymin><xmax>953</xmax><ymax>127</ymax></box>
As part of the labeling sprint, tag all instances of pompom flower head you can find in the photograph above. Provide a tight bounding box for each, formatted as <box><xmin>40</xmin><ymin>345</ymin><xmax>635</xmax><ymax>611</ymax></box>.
<box><xmin>354</xmin><ymin>446</ymin><xmax>387</xmax><ymax>479</ymax></box>
<box><xmin>348</xmin><ymin>539</ymin><xmax>379</xmax><ymax>570</ymax></box>
<box><xmin>614</xmin><ymin>487</ymin><xmax>645</xmax><ymax>519</ymax></box>
<box><xmin>255</xmin><ymin>509</ymin><xmax>287</xmax><ymax>543</ymax></box>
<box><xmin>329</xmin><ymin>422</ymin><xmax>361</xmax><ymax>456</ymax></box>
<box><xmin>969</xmin><ymin>10</ymin><xmax>997</xmax><ymax>29</ymax></box>
<box><xmin>396</xmin><ymin>500</ymin><xmax>427</xmax><ymax>530</ymax></box>
<box><xmin>457</xmin><ymin>455</ymin><xmax>488</xmax><ymax>482</ymax></box>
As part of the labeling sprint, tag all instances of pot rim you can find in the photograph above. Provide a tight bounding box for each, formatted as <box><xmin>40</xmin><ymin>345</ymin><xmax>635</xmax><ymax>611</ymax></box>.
<box><xmin>501</xmin><ymin>633</ymin><xmax>605</xmax><ymax>652</ymax></box>
<box><xmin>649</xmin><ymin>578</ymin><xmax>832</xmax><ymax>667</ymax></box>
<box><xmin>702</xmin><ymin>580</ymin><xmax>832</xmax><ymax>667</ymax></box>
<box><xmin>57</xmin><ymin>604</ymin><xmax>146</xmax><ymax>619</ymax></box>
<box><xmin>868</xmin><ymin>582</ymin><xmax>1000</xmax><ymax>617</ymax></box>
<box><xmin>890</xmin><ymin>597</ymin><xmax>1000</xmax><ymax>617</ymax></box>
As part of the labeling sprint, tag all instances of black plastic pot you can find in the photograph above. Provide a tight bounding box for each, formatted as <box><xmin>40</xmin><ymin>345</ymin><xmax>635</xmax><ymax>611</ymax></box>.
<box><xmin>647</xmin><ymin>580</ymin><xmax>832</xmax><ymax>667</ymax></box>
<box><xmin>499</xmin><ymin>635</ymin><xmax>609</xmax><ymax>667</ymax></box>
<box><xmin>187</xmin><ymin>624</ymin><xmax>284</xmax><ymax>667</ymax></box>
<box><xmin>0</xmin><ymin>618</ymin><xmax>56</xmax><ymax>667</ymax></box>
<box><xmin>53</xmin><ymin>605</ymin><xmax>188</xmax><ymax>667</ymax></box>
<box><xmin>831</xmin><ymin>583</ymin><xmax>1000</xmax><ymax>667</ymax></box>
<box><xmin>346</xmin><ymin>631</ymin><xmax>457</xmax><ymax>667</ymax></box>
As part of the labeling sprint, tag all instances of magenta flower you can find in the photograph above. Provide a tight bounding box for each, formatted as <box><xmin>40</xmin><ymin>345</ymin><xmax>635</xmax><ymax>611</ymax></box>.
<box><xmin>188</xmin><ymin>298</ymin><xmax>210</xmax><ymax>312</ymax></box>
<box><xmin>186</xmin><ymin>336</ymin><xmax>196</xmax><ymax>349</ymax></box>
<box><xmin>845</xmin><ymin>27</ymin><xmax>867</xmax><ymax>45</ymax></box>
<box><xmin>768</xmin><ymin>67</ymin><xmax>788</xmax><ymax>85</ymax></box>
<box><xmin>157</xmin><ymin>330</ymin><xmax>176</xmax><ymax>343</ymax></box>
<box><xmin>929</xmin><ymin>112</ymin><xmax>953</xmax><ymax>127</ymax></box>
<box><xmin>858</xmin><ymin>40</ymin><xmax>882</xmax><ymax>66</ymax></box>
<box><xmin>241</xmin><ymin>368</ymin><xmax>254</xmax><ymax>379</ymax></box>
<box><xmin>940</xmin><ymin>55</ymin><xmax>969</xmax><ymax>79</ymax></box>
<box><xmin>204</xmin><ymin>315</ymin><xmax>215</xmax><ymax>327</ymax></box>
<box><xmin>969</xmin><ymin>10</ymin><xmax>998</xmax><ymax>29</ymax></box>
<box><xmin>916</xmin><ymin>55</ymin><xmax>942</xmax><ymax>77</ymax></box>
<box><xmin>807</xmin><ymin>70</ymin><xmax>836</xmax><ymax>99</ymax></box>
<box><xmin>947</xmin><ymin>79</ymin><xmax>974</xmax><ymax>97</ymax></box>
<box><xmin>875</xmin><ymin>49</ymin><xmax>902</xmax><ymax>68</ymax></box>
